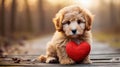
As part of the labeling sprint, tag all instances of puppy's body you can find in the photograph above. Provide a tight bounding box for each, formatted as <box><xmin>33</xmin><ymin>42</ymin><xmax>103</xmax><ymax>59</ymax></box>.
<box><xmin>38</xmin><ymin>5</ymin><xmax>93</xmax><ymax>64</ymax></box>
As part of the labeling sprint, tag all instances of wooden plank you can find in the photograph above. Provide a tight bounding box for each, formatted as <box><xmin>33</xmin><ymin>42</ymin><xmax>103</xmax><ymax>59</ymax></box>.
<box><xmin>0</xmin><ymin>54</ymin><xmax>120</xmax><ymax>67</ymax></box>
<box><xmin>1</xmin><ymin>53</ymin><xmax>120</xmax><ymax>60</ymax></box>
<box><xmin>0</xmin><ymin>63</ymin><xmax>120</xmax><ymax>67</ymax></box>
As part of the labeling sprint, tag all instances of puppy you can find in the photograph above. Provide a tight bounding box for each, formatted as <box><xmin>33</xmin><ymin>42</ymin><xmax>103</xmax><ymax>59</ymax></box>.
<box><xmin>38</xmin><ymin>5</ymin><xmax>94</xmax><ymax>64</ymax></box>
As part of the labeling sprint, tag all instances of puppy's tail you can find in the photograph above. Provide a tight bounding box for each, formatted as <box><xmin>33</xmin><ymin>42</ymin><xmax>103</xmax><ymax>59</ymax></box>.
<box><xmin>37</xmin><ymin>55</ymin><xmax>46</xmax><ymax>63</ymax></box>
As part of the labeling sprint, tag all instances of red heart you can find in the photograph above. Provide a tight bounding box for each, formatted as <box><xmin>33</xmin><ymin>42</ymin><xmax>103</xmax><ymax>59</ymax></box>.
<box><xmin>66</xmin><ymin>41</ymin><xmax>91</xmax><ymax>62</ymax></box>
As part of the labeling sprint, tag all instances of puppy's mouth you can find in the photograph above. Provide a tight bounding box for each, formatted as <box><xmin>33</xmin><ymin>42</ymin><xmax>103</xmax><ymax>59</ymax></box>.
<box><xmin>68</xmin><ymin>34</ymin><xmax>81</xmax><ymax>38</ymax></box>
<box><xmin>70</xmin><ymin>35</ymin><xmax>78</xmax><ymax>38</ymax></box>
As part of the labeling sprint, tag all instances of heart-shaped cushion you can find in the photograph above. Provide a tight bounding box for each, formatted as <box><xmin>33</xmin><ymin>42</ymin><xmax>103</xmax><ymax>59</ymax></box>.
<box><xmin>66</xmin><ymin>41</ymin><xmax>91</xmax><ymax>62</ymax></box>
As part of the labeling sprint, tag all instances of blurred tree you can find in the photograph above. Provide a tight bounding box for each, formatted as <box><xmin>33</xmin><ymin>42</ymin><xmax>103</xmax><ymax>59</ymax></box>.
<box><xmin>38</xmin><ymin>0</ymin><xmax>45</xmax><ymax>32</ymax></box>
<box><xmin>10</xmin><ymin>0</ymin><xmax>16</xmax><ymax>33</ymax></box>
<box><xmin>0</xmin><ymin>0</ymin><xmax>5</xmax><ymax>36</ymax></box>
<box><xmin>110</xmin><ymin>0</ymin><xmax>115</xmax><ymax>27</ymax></box>
<box><xmin>110</xmin><ymin>0</ymin><xmax>120</xmax><ymax>33</ymax></box>
<box><xmin>24</xmin><ymin>0</ymin><xmax>33</xmax><ymax>33</ymax></box>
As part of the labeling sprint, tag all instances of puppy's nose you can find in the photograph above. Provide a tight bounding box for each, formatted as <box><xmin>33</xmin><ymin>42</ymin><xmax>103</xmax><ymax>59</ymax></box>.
<box><xmin>72</xmin><ymin>29</ymin><xmax>76</xmax><ymax>34</ymax></box>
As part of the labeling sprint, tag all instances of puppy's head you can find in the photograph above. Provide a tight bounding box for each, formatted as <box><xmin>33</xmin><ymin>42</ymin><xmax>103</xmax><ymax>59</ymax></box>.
<box><xmin>53</xmin><ymin>5</ymin><xmax>94</xmax><ymax>38</ymax></box>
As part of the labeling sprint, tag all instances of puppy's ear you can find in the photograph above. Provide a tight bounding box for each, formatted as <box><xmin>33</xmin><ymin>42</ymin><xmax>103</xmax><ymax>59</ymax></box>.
<box><xmin>53</xmin><ymin>13</ymin><xmax>64</xmax><ymax>31</ymax></box>
<box><xmin>84</xmin><ymin>10</ymin><xmax>94</xmax><ymax>31</ymax></box>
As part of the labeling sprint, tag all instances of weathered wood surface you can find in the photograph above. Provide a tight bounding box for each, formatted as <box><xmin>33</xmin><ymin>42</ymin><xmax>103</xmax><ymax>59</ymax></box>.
<box><xmin>0</xmin><ymin>35</ymin><xmax>120</xmax><ymax>67</ymax></box>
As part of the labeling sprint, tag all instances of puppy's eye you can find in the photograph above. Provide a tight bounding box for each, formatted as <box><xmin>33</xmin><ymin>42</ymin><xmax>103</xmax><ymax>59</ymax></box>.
<box><xmin>66</xmin><ymin>21</ymin><xmax>70</xmax><ymax>25</ymax></box>
<box><xmin>77</xmin><ymin>20</ymin><xmax>85</xmax><ymax>24</ymax></box>
<box><xmin>77</xmin><ymin>20</ymin><xmax>81</xmax><ymax>24</ymax></box>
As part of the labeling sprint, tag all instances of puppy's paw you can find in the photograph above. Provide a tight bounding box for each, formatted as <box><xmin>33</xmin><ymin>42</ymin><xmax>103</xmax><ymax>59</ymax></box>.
<box><xmin>37</xmin><ymin>55</ymin><xmax>46</xmax><ymax>63</ymax></box>
<box><xmin>46</xmin><ymin>57</ymin><xmax>58</xmax><ymax>63</ymax></box>
<box><xmin>60</xmin><ymin>58</ymin><xmax>75</xmax><ymax>65</ymax></box>
<box><xmin>82</xmin><ymin>59</ymin><xmax>92</xmax><ymax>64</ymax></box>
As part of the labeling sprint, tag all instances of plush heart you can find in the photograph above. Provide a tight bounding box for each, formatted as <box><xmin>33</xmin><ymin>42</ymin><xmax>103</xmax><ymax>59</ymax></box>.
<box><xmin>66</xmin><ymin>41</ymin><xmax>91</xmax><ymax>62</ymax></box>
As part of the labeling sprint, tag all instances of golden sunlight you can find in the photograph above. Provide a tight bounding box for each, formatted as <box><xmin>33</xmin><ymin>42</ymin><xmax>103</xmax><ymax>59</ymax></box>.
<box><xmin>16</xmin><ymin>0</ymin><xmax>37</xmax><ymax>12</ymax></box>
<box><xmin>47</xmin><ymin>0</ymin><xmax>65</xmax><ymax>6</ymax></box>
<box><xmin>28</xmin><ymin>0</ymin><xmax>38</xmax><ymax>6</ymax></box>
<box><xmin>104</xmin><ymin>0</ymin><xmax>111</xmax><ymax>4</ymax></box>
<box><xmin>74</xmin><ymin>0</ymin><xmax>93</xmax><ymax>8</ymax></box>
<box><xmin>74</xmin><ymin>0</ymin><xmax>99</xmax><ymax>9</ymax></box>
<box><xmin>46</xmin><ymin>0</ymin><xmax>99</xmax><ymax>9</ymax></box>
<box><xmin>5</xmin><ymin>0</ymin><xmax>12</xmax><ymax>9</ymax></box>
<box><xmin>17</xmin><ymin>0</ymin><xmax>24</xmax><ymax>12</ymax></box>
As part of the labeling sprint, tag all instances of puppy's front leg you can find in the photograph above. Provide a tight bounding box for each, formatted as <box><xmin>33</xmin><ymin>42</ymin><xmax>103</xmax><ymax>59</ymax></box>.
<box><xmin>56</xmin><ymin>45</ymin><xmax>75</xmax><ymax>64</ymax></box>
<box><xmin>83</xmin><ymin>35</ymin><xmax>92</xmax><ymax>64</ymax></box>
<box><xmin>38</xmin><ymin>42</ymin><xmax>58</xmax><ymax>63</ymax></box>
<box><xmin>45</xmin><ymin>42</ymin><xmax>58</xmax><ymax>63</ymax></box>
<box><xmin>82</xmin><ymin>56</ymin><xmax>92</xmax><ymax>64</ymax></box>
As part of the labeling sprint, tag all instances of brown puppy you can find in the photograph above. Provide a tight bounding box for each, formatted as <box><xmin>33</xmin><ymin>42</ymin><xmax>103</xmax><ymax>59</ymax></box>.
<box><xmin>38</xmin><ymin>5</ymin><xmax>94</xmax><ymax>64</ymax></box>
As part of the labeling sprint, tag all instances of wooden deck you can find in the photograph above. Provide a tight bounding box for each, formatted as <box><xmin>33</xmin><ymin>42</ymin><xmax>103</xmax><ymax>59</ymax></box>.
<box><xmin>0</xmin><ymin>35</ymin><xmax>120</xmax><ymax>67</ymax></box>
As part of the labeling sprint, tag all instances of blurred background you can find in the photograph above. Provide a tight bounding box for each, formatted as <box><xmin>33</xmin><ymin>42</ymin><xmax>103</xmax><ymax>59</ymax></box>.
<box><xmin>0</xmin><ymin>0</ymin><xmax>120</xmax><ymax>55</ymax></box>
